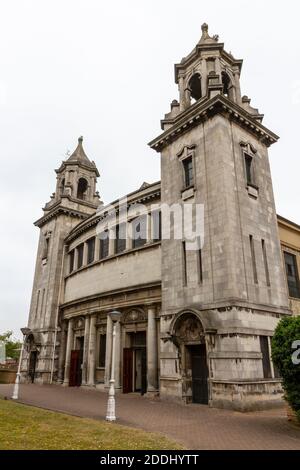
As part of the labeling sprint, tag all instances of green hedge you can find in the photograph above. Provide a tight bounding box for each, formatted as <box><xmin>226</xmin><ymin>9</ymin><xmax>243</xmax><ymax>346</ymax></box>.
<box><xmin>272</xmin><ymin>316</ymin><xmax>300</xmax><ymax>422</ymax></box>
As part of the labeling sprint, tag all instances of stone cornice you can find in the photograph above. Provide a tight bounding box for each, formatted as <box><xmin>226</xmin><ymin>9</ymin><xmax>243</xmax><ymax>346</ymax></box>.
<box><xmin>60</xmin><ymin>281</ymin><xmax>162</xmax><ymax>313</ymax></box>
<box><xmin>55</xmin><ymin>160</ymin><xmax>100</xmax><ymax>177</ymax></box>
<box><xmin>175</xmin><ymin>43</ymin><xmax>243</xmax><ymax>83</ymax></box>
<box><xmin>34</xmin><ymin>206</ymin><xmax>89</xmax><ymax>228</ymax></box>
<box><xmin>43</xmin><ymin>195</ymin><xmax>99</xmax><ymax>212</ymax></box>
<box><xmin>148</xmin><ymin>95</ymin><xmax>279</xmax><ymax>152</ymax></box>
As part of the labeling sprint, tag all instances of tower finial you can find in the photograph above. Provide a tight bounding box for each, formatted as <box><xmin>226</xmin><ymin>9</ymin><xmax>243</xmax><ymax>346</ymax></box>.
<box><xmin>201</xmin><ymin>23</ymin><xmax>209</xmax><ymax>35</ymax></box>
<box><xmin>199</xmin><ymin>23</ymin><xmax>218</xmax><ymax>44</ymax></box>
<box><xmin>78</xmin><ymin>136</ymin><xmax>83</xmax><ymax>144</ymax></box>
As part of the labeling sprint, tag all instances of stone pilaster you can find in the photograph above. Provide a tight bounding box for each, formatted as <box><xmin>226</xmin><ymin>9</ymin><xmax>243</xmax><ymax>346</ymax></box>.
<box><xmin>146</xmin><ymin>305</ymin><xmax>158</xmax><ymax>393</ymax></box>
<box><xmin>63</xmin><ymin>319</ymin><xmax>74</xmax><ymax>386</ymax></box>
<box><xmin>114</xmin><ymin>321</ymin><xmax>121</xmax><ymax>390</ymax></box>
<box><xmin>81</xmin><ymin>316</ymin><xmax>90</xmax><ymax>385</ymax></box>
<box><xmin>87</xmin><ymin>315</ymin><xmax>97</xmax><ymax>386</ymax></box>
<box><xmin>57</xmin><ymin>322</ymin><xmax>67</xmax><ymax>383</ymax></box>
<box><xmin>104</xmin><ymin>314</ymin><xmax>113</xmax><ymax>387</ymax></box>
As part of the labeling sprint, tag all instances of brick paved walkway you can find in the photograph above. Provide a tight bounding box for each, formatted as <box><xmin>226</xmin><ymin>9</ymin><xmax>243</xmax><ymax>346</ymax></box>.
<box><xmin>1</xmin><ymin>384</ymin><xmax>300</xmax><ymax>450</ymax></box>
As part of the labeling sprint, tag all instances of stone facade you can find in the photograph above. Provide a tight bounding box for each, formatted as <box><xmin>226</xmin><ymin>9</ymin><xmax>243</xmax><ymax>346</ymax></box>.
<box><xmin>21</xmin><ymin>24</ymin><xmax>300</xmax><ymax>411</ymax></box>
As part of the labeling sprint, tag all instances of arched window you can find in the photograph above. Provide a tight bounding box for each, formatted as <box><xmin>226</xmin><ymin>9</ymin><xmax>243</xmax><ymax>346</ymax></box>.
<box><xmin>188</xmin><ymin>74</ymin><xmax>202</xmax><ymax>103</ymax></box>
<box><xmin>222</xmin><ymin>72</ymin><xmax>233</xmax><ymax>99</ymax></box>
<box><xmin>77</xmin><ymin>178</ymin><xmax>88</xmax><ymax>200</ymax></box>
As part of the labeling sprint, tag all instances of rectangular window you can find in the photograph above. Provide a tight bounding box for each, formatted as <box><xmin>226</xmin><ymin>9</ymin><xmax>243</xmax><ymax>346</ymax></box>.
<box><xmin>198</xmin><ymin>246</ymin><xmax>203</xmax><ymax>284</ymax></box>
<box><xmin>115</xmin><ymin>223</ymin><xmax>126</xmax><ymax>254</ymax></box>
<box><xmin>182</xmin><ymin>241</ymin><xmax>187</xmax><ymax>286</ymax></box>
<box><xmin>132</xmin><ymin>215</ymin><xmax>147</xmax><ymax>249</ymax></box>
<box><xmin>152</xmin><ymin>210</ymin><xmax>162</xmax><ymax>242</ymax></box>
<box><xmin>260</xmin><ymin>336</ymin><xmax>272</xmax><ymax>379</ymax></box>
<box><xmin>261</xmin><ymin>240</ymin><xmax>270</xmax><ymax>287</ymax></box>
<box><xmin>249</xmin><ymin>235</ymin><xmax>258</xmax><ymax>284</ymax></box>
<box><xmin>87</xmin><ymin>237</ymin><xmax>95</xmax><ymax>264</ymax></box>
<box><xmin>244</xmin><ymin>153</ymin><xmax>254</xmax><ymax>186</ymax></box>
<box><xmin>77</xmin><ymin>243</ymin><xmax>84</xmax><ymax>269</ymax></box>
<box><xmin>99</xmin><ymin>334</ymin><xmax>106</xmax><ymax>368</ymax></box>
<box><xmin>284</xmin><ymin>252</ymin><xmax>300</xmax><ymax>298</ymax></box>
<box><xmin>69</xmin><ymin>250</ymin><xmax>75</xmax><ymax>273</ymax></box>
<box><xmin>183</xmin><ymin>157</ymin><xmax>194</xmax><ymax>188</ymax></box>
<box><xmin>99</xmin><ymin>231</ymin><xmax>109</xmax><ymax>259</ymax></box>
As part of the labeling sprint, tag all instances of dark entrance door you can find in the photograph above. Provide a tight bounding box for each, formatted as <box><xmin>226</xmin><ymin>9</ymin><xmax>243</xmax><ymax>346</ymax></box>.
<box><xmin>69</xmin><ymin>337</ymin><xmax>84</xmax><ymax>387</ymax></box>
<box><xmin>134</xmin><ymin>347</ymin><xmax>147</xmax><ymax>395</ymax></box>
<box><xmin>190</xmin><ymin>344</ymin><xmax>209</xmax><ymax>404</ymax></box>
<box><xmin>123</xmin><ymin>348</ymin><xmax>133</xmax><ymax>393</ymax></box>
<box><xmin>69</xmin><ymin>350</ymin><xmax>80</xmax><ymax>387</ymax></box>
<box><xmin>28</xmin><ymin>351</ymin><xmax>37</xmax><ymax>383</ymax></box>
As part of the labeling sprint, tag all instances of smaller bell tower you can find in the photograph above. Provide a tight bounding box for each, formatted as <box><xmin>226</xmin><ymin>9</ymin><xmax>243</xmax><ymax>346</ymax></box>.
<box><xmin>24</xmin><ymin>137</ymin><xmax>101</xmax><ymax>384</ymax></box>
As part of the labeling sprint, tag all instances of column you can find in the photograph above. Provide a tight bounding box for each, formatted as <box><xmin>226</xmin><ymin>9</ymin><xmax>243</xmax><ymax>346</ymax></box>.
<box><xmin>126</xmin><ymin>221</ymin><xmax>132</xmax><ymax>251</ymax></box>
<box><xmin>146</xmin><ymin>212</ymin><xmax>152</xmax><ymax>244</ymax></box>
<box><xmin>147</xmin><ymin>305</ymin><xmax>158</xmax><ymax>393</ymax></box>
<box><xmin>83</xmin><ymin>242</ymin><xmax>88</xmax><ymax>265</ymax></box>
<box><xmin>104</xmin><ymin>314</ymin><xmax>113</xmax><ymax>387</ymax></box>
<box><xmin>114</xmin><ymin>321</ymin><xmax>121</xmax><ymax>390</ymax></box>
<box><xmin>87</xmin><ymin>315</ymin><xmax>97</xmax><ymax>386</ymax></box>
<box><xmin>63</xmin><ymin>319</ymin><xmax>74</xmax><ymax>386</ymax></box>
<box><xmin>81</xmin><ymin>316</ymin><xmax>90</xmax><ymax>385</ymax></box>
<box><xmin>57</xmin><ymin>322</ymin><xmax>67</xmax><ymax>383</ymax></box>
<box><xmin>215</xmin><ymin>57</ymin><xmax>222</xmax><ymax>78</ymax></box>
<box><xmin>201</xmin><ymin>58</ymin><xmax>208</xmax><ymax>97</ymax></box>
<box><xmin>179</xmin><ymin>75</ymin><xmax>185</xmax><ymax>112</ymax></box>
<box><xmin>95</xmin><ymin>236</ymin><xmax>100</xmax><ymax>261</ymax></box>
<box><xmin>234</xmin><ymin>71</ymin><xmax>242</xmax><ymax>104</ymax></box>
<box><xmin>108</xmin><ymin>227</ymin><xmax>115</xmax><ymax>256</ymax></box>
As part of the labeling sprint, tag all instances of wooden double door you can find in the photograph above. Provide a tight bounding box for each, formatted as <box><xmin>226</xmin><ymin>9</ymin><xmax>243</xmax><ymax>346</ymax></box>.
<box><xmin>123</xmin><ymin>347</ymin><xmax>147</xmax><ymax>395</ymax></box>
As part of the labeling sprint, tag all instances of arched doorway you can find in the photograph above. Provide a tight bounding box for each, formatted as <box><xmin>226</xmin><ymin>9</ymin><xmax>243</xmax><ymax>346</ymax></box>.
<box><xmin>174</xmin><ymin>313</ymin><xmax>209</xmax><ymax>404</ymax></box>
<box><xmin>26</xmin><ymin>333</ymin><xmax>40</xmax><ymax>383</ymax></box>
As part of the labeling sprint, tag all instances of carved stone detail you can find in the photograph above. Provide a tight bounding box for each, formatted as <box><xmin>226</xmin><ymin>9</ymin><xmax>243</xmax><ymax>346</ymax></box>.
<box><xmin>174</xmin><ymin>313</ymin><xmax>204</xmax><ymax>343</ymax></box>
<box><xmin>122</xmin><ymin>308</ymin><xmax>147</xmax><ymax>324</ymax></box>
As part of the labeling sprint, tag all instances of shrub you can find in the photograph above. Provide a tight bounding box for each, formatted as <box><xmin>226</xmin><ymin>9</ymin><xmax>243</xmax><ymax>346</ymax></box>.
<box><xmin>272</xmin><ymin>316</ymin><xmax>300</xmax><ymax>422</ymax></box>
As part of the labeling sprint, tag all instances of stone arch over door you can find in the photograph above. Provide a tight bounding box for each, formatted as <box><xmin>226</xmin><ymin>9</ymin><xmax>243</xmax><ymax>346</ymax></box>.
<box><xmin>171</xmin><ymin>311</ymin><xmax>209</xmax><ymax>404</ymax></box>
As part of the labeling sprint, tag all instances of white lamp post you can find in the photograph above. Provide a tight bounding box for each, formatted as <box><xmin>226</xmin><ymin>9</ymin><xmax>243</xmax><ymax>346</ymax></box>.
<box><xmin>12</xmin><ymin>327</ymin><xmax>31</xmax><ymax>400</ymax></box>
<box><xmin>106</xmin><ymin>310</ymin><xmax>121</xmax><ymax>422</ymax></box>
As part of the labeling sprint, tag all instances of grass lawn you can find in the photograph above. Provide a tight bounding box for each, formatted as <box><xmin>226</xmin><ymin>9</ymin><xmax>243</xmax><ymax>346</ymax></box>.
<box><xmin>0</xmin><ymin>398</ymin><xmax>182</xmax><ymax>450</ymax></box>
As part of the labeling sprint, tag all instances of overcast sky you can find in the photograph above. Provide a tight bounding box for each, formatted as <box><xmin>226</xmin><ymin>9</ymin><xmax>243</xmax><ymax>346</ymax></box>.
<box><xmin>0</xmin><ymin>1</ymin><xmax>299</xmax><ymax>339</ymax></box>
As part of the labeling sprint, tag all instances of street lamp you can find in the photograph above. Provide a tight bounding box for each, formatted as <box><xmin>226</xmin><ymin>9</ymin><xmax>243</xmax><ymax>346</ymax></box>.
<box><xmin>12</xmin><ymin>327</ymin><xmax>31</xmax><ymax>400</ymax></box>
<box><xmin>106</xmin><ymin>310</ymin><xmax>122</xmax><ymax>422</ymax></box>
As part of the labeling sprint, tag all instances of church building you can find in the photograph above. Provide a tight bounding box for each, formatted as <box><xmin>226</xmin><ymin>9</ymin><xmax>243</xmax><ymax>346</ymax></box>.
<box><xmin>22</xmin><ymin>24</ymin><xmax>300</xmax><ymax>411</ymax></box>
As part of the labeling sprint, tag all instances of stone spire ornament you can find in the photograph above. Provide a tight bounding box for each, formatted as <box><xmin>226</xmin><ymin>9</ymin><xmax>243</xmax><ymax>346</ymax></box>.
<box><xmin>198</xmin><ymin>23</ymin><xmax>219</xmax><ymax>44</ymax></box>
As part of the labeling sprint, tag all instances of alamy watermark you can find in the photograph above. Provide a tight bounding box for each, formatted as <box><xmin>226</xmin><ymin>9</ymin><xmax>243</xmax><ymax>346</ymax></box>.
<box><xmin>292</xmin><ymin>340</ymin><xmax>300</xmax><ymax>365</ymax></box>
<box><xmin>95</xmin><ymin>198</ymin><xmax>205</xmax><ymax>251</ymax></box>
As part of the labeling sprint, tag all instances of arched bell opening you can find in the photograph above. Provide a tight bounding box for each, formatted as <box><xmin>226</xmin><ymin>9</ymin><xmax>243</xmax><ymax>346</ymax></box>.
<box><xmin>221</xmin><ymin>71</ymin><xmax>235</xmax><ymax>101</ymax></box>
<box><xmin>77</xmin><ymin>177</ymin><xmax>88</xmax><ymax>200</ymax></box>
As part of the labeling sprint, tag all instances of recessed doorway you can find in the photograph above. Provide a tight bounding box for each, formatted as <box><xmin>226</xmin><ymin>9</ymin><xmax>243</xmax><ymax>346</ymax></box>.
<box><xmin>187</xmin><ymin>344</ymin><xmax>209</xmax><ymax>404</ymax></box>
<box><xmin>123</xmin><ymin>331</ymin><xmax>147</xmax><ymax>394</ymax></box>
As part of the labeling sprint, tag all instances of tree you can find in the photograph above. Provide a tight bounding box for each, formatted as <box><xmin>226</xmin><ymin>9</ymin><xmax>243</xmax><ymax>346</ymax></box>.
<box><xmin>272</xmin><ymin>317</ymin><xmax>300</xmax><ymax>423</ymax></box>
<box><xmin>0</xmin><ymin>331</ymin><xmax>22</xmax><ymax>360</ymax></box>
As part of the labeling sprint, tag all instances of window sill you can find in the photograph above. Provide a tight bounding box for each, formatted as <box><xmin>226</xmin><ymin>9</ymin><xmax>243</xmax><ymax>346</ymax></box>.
<box><xmin>181</xmin><ymin>186</ymin><xmax>195</xmax><ymax>201</ymax></box>
<box><xmin>247</xmin><ymin>184</ymin><xmax>259</xmax><ymax>199</ymax></box>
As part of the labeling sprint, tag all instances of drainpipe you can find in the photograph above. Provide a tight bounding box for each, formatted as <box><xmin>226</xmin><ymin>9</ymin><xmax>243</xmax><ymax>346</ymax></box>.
<box><xmin>50</xmin><ymin>243</ymin><xmax>66</xmax><ymax>384</ymax></box>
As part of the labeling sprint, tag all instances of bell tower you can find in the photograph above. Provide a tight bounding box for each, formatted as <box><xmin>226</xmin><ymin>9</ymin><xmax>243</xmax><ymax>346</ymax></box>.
<box><xmin>149</xmin><ymin>25</ymin><xmax>291</xmax><ymax>410</ymax></box>
<box><xmin>24</xmin><ymin>137</ymin><xmax>101</xmax><ymax>384</ymax></box>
